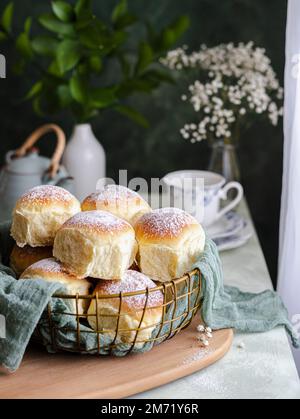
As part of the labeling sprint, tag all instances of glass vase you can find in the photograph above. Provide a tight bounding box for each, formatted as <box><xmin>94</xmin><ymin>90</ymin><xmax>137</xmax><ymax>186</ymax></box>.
<box><xmin>208</xmin><ymin>141</ymin><xmax>241</xmax><ymax>183</ymax></box>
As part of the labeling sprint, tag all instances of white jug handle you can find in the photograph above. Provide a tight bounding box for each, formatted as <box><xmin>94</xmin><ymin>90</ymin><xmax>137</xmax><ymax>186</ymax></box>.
<box><xmin>215</xmin><ymin>182</ymin><xmax>244</xmax><ymax>221</ymax></box>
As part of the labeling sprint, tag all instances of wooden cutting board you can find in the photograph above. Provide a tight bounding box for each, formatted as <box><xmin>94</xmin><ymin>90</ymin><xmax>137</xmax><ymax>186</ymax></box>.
<box><xmin>0</xmin><ymin>318</ymin><xmax>233</xmax><ymax>399</ymax></box>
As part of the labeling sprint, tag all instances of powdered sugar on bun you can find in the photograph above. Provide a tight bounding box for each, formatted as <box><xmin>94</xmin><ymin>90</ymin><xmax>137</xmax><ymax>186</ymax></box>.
<box><xmin>86</xmin><ymin>185</ymin><xmax>140</xmax><ymax>204</ymax></box>
<box><xmin>25</xmin><ymin>258</ymin><xmax>64</xmax><ymax>273</ymax></box>
<box><xmin>135</xmin><ymin>208</ymin><xmax>205</xmax><ymax>282</ymax></box>
<box><xmin>95</xmin><ymin>270</ymin><xmax>163</xmax><ymax>310</ymax></box>
<box><xmin>82</xmin><ymin>185</ymin><xmax>146</xmax><ymax>207</ymax></box>
<box><xmin>18</xmin><ymin>185</ymin><xmax>77</xmax><ymax>205</ymax></box>
<box><xmin>135</xmin><ymin>207</ymin><xmax>199</xmax><ymax>239</ymax></box>
<box><xmin>81</xmin><ymin>185</ymin><xmax>151</xmax><ymax>226</ymax></box>
<box><xmin>24</xmin><ymin>257</ymin><xmax>70</xmax><ymax>275</ymax></box>
<box><xmin>20</xmin><ymin>258</ymin><xmax>91</xmax><ymax>315</ymax></box>
<box><xmin>53</xmin><ymin>210</ymin><xmax>137</xmax><ymax>279</ymax></box>
<box><xmin>11</xmin><ymin>185</ymin><xmax>81</xmax><ymax>248</ymax></box>
<box><xmin>61</xmin><ymin>210</ymin><xmax>132</xmax><ymax>233</ymax></box>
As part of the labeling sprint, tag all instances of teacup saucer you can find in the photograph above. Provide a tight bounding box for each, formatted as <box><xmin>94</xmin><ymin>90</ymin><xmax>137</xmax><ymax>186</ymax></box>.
<box><xmin>213</xmin><ymin>220</ymin><xmax>253</xmax><ymax>251</ymax></box>
<box><xmin>206</xmin><ymin>211</ymin><xmax>244</xmax><ymax>240</ymax></box>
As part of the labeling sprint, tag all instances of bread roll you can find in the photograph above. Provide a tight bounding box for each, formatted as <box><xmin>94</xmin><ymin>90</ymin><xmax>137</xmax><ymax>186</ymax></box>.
<box><xmin>88</xmin><ymin>270</ymin><xmax>163</xmax><ymax>347</ymax></box>
<box><xmin>81</xmin><ymin>185</ymin><xmax>151</xmax><ymax>226</ymax></box>
<box><xmin>11</xmin><ymin>185</ymin><xmax>81</xmax><ymax>248</ymax></box>
<box><xmin>135</xmin><ymin>208</ymin><xmax>205</xmax><ymax>282</ymax></box>
<box><xmin>20</xmin><ymin>258</ymin><xmax>91</xmax><ymax>315</ymax></box>
<box><xmin>10</xmin><ymin>244</ymin><xmax>53</xmax><ymax>277</ymax></box>
<box><xmin>53</xmin><ymin>211</ymin><xmax>138</xmax><ymax>280</ymax></box>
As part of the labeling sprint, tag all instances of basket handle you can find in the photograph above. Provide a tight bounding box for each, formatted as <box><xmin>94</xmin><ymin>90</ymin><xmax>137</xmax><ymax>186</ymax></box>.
<box><xmin>14</xmin><ymin>124</ymin><xmax>66</xmax><ymax>178</ymax></box>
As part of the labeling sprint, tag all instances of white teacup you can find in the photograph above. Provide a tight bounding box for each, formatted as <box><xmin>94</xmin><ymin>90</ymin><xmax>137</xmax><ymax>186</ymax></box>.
<box><xmin>163</xmin><ymin>170</ymin><xmax>244</xmax><ymax>227</ymax></box>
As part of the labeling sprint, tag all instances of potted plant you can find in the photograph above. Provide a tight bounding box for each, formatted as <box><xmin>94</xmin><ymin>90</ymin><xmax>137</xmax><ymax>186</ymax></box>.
<box><xmin>161</xmin><ymin>42</ymin><xmax>284</xmax><ymax>182</ymax></box>
<box><xmin>0</xmin><ymin>0</ymin><xmax>189</xmax><ymax>199</ymax></box>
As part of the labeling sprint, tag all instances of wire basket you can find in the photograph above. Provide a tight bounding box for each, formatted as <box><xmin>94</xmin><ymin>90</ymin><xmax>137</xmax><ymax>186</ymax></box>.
<box><xmin>34</xmin><ymin>268</ymin><xmax>203</xmax><ymax>356</ymax></box>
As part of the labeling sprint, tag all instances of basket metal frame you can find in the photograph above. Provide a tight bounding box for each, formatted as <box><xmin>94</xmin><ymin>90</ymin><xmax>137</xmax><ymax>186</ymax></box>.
<box><xmin>37</xmin><ymin>268</ymin><xmax>203</xmax><ymax>356</ymax></box>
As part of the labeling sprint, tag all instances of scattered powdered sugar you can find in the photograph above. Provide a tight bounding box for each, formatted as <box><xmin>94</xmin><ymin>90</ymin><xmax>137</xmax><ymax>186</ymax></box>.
<box><xmin>97</xmin><ymin>270</ymin><xmax>163</xmax><ymax>310</ymax></box>
<box><xmin>179</xmin><ymin>333</ymin><xmax>294</xmax><ymax>398</ymax></box>
<box><xmin>23</xmin><ymin>257</ymin><xmax>74</xmax><ymax>276</ymax></box>
<box><xmin>191</xmin><ymin>369</ymin><xmax>231</xmax><ymax>394</ymax></box>
<box><xmin>19</xmin><ymin>185</ymin><xmax>75</xmax><ymax>204</ymax></box>
<box><xmin>92</xmin><ymin>185</ymin><xmax>141</xmax><ymax>202</ymax></box>
<box><xmin>63</xmin><ymin>210</ymin><xmax>130</xmax><ymax>232</ymax></box>
<box><xmin>83</xmin><ymin>185</ymin><xmax>148</xmax><ymax>211</ymax></box>
<box><xmin>182</xmin><ymin>348</ymin><xmax>212</xmax><ymax>365</ymax></box>
<box><xmin>136</xmin><ymin>207</ymin><xmax>198</xmax><ymax>238</ymax></box>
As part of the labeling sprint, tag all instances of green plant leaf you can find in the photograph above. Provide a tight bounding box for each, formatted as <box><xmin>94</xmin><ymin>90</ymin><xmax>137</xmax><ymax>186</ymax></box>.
<box><xmin>77</xmin><ymin>62</ymin><xmax>88</xmax><ymax>75</ymax></box>
<box><xmin>57</xmin><ymin>39</ymin><xmax>81</xmax><ymax>73</ymax></box>
<box><xmin>115</xmin><ymin>105</ymin><xmax>149</xmax><ymax>128</ymax></box>
<box><xmin>135</xmin><ymin>42</ymin><xmax>153</xmax><ymax>75</ymax></box>
<box><xmin>52</xmin><ymin>1</ymin><xmax>74</xmax><ymax>23</ymax></box>
<box><xmin>89</xmin><ymin>55</ymin><xmax>102</xmax><ymax>73</ymax></box>
<box><xmin>16</xmin><ymin>32</ymin><xmax>33</xmax><ymax>59</ymax></box>
<box><xmin>69</xmin><ymin>74</ymin><xmax>88</xmax><ymax>104</ymax></box>
<box><xmin>160</xmin><ymin>15</ymin><xmax>190</xmax><ymax>50</ymax></box>
<box><xmin>32</xmin><ymin>36</ymin><xmax>59</xmax><ymax>57</ymax></box>
<box><xmin>161</xmin><ymin>29</ymin><xmax>176</xmax><ymax>50</ymax></box>
<box><xmin>39</xmin><ymin>13</ymin><xmax>75</xmax><ymax>36</ymax></box>
<box><xmin>0</xmin><ymin>31</ymin><xmax>8</xmax><ymax>42</ymax></box>
<box><xmin>111</xmin><ymin>30</ymin><xmax>127</xmax><ymax>49</ymax></box>
<box><xmin>32</xmin><ymin>96</ymin><xmax>44</xmax><ymax>116</ymax></box>
<box><xmin>78</xmin><ymin>20</ymin><xmax>110</xmax><ymax>50</ymax></box>
<box><xmin>24</xmin><ymin>81</ymin><xmax>43</xmax><ymax>100</ymax></box>
<box><xmin>171</xmin><ymin>15</ymin><xmax>190</xmax><ymax>39</ymax></box>
<box><xmin>118</xmin><ymin>53</ymin><xmax>131</xmax><ymax>77</ymax></box>
<box><xmin>7</xmin><ymin>2</ymin><xmax>189</xmax><ymax>124</ymax></box>
<box><xmin>114</xmin><ymin>13</ymin><xmax>137</xmax><ymax>30</ymax></box>
<box><xmin>56</xmin><ymin>84</ymin><xmax>73</xmax><ymax>107</ymax></box>
<box><xmin>71</xmin><ymin>102</ymin><xmax>98</xmax><ymax>123</ymax></box>
<box><xmin>78</xmin><ymin>26</ymin><xmax>99</xmax><ymax>49</ymax></box>
<box><xmin>24</xmin><ymin>17</ymin><xmax>32</xmax><ymax>35</ymax></box>
<box><xmin>48</xmin><ymin>59</ymin><xmax>64</xmax><ymax>77</ymax></box>
<box><xmin>75</xmin><ymin>0</ymin><xmax>92</xmax><ymax>20</ymax></box>
<box><xmin>1</xmin><ymin>2</ymin><xmax>14</xmax><ymax>34</ymax></box>
<box><xmin>90</xmin><ymin>87</ymin><xmax>117</xmax><ymax>109</ymax></box>
<box><xmin>112</xmin><ymin>0</ymin><xmax>127</xmax><ymax>24</ymax></box>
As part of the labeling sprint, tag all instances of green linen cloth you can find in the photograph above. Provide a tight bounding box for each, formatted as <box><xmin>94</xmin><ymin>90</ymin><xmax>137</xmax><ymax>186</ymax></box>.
<box><xmin>197</xmin><ymin>240</ymin><xmax>299</xmax><ymax>347</ymax></box>
<box><xmin>0</xmin><ymin>221</ymin><xmax>298</xmax><ymax>372</ymax></box>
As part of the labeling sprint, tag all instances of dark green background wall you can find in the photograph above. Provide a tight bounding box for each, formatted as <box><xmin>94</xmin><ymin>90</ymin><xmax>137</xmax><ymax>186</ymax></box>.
<box><xmin>0</xmin><ymin>0</ymin><xmax>287</xmax><ymax>284</ymax></box>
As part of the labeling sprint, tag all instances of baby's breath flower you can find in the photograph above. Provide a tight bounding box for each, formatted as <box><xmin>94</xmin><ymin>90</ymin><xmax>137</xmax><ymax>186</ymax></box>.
<box><xmin>162</xmin><ymin>42</ymin><xmax>283</xmax><ymax>143</ymax></box>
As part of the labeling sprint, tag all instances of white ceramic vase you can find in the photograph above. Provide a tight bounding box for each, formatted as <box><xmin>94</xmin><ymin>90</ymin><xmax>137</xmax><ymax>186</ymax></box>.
<box><xmin>63</xmin><ymin>124</ymin><xmax>106</xmax><ymax>201</ymax></box>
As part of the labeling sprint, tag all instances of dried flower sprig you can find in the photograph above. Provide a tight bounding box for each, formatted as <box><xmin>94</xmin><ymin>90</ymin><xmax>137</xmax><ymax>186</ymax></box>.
<box><xmin>196</xmin><ymin>324</ymin><xmax>213</xmax><ymax>348</ymax></box>
<box><xmin>161</xmin><ymin>42</ymin><xmax>283</xmax><ymax>144</ymax></box>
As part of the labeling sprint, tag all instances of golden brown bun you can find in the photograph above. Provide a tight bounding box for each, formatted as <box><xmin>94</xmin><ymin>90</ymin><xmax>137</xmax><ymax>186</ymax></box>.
<box><xmin>20</xmin><ymin>258</ymin><xmax>91</xmax><ymax>315</ymax></box>
<box><xmin>81</xmin><ymin>185</ymin><xmax>151</xmax><ymax>226</ymax></box>
<box><xmin>11</xmin><ymin>185</ymin><xmax>81</xmax><ymax>248</ymax></box>
<box><xmin>135</xmin><ymin>208</ymin><xmax>205</xmax><ymax>282</ymax></box>
<box><xmin>53</xmin><ymin>211</ymin><xmax>138</xmax><ymax>280</ymax></box>
<box><xmin>88</xmin><ymin>270</ymin><xmax>163</xmax><ymax>347</ymax></box>
<box><xmin>10</xmin><ymin>244</ymin><xmax>53</xmax><ymax>277</ymax></box>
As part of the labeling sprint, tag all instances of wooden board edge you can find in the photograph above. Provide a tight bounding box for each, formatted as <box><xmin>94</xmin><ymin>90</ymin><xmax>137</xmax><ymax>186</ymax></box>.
<box><xmin>71</xmin><ymin>329</ymin><xmax>234</xmax><ymax>399</ymax></box>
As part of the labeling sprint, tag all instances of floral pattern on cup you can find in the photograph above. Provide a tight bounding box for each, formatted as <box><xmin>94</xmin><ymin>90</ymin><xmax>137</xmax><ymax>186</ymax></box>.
<box><xmin>163</xmin><ymin>170</ymin><xmax>244</xmax><ymax>227</ymax></box>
